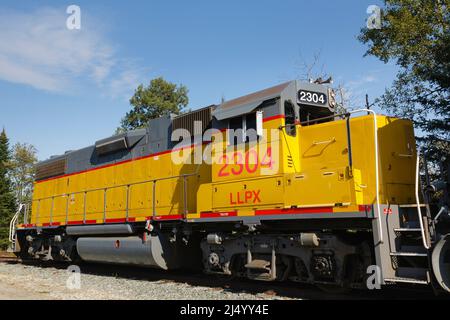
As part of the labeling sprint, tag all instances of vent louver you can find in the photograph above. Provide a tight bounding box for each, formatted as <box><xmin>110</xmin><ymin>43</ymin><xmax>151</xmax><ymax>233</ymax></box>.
<box><xmin>172</xmin><ymin>106</ymin><xmax>212</xmax><ymax>136</ymax></box>
<box><xmin>36</xmin><ymin>158</ymin><xmax>67</xmax><ymax>181</ymax></box>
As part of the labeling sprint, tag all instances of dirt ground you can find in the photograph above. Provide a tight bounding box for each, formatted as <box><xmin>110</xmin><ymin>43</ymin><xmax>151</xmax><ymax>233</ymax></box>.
<box><xmin>0</xmin><ymin>261</ymin><xmax>294</xmax><ymax>300</ymax></box>
<box><xmin>0</xmin><ymin>272</ymin><xmax>53</xmax><ymax>299</ymax></box>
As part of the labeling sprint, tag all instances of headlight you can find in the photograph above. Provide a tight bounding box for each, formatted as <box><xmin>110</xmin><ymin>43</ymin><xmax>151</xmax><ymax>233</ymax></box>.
<box><xmin>328</xmin><ymin>88</ymin><xmax>336</xmax><ymax>110</ymax></box>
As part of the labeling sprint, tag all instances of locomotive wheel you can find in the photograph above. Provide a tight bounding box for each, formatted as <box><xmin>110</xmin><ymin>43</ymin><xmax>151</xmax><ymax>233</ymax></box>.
<box><xmin>432</xmin><ymin>234</ymin><xmax>450</xmax><ymax>293</ymax></box>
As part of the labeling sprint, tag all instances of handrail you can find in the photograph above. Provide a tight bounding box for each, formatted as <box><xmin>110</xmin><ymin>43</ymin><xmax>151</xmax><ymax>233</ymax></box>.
<box><xmin>32</xmin><ymin>171</ymin><xmax>199</xmax><ymax>223</ymax></box>
<box><xmin>349</xmin><ymin>109</ymin><xmax>382</xmax><ymax>244</ymax></box>
<box><xmin>32</xmin><ymin>172</ymin><xmax>198</xmax><ymax>203</ymax></box>
<box><xmin>30</xmin><ymin>108</ymin><xmax>383</xmax><ymax>242</ymax></box>
<box><xmin>9</xmin><ymin>204</ymin><xmax>24</xmax><ymax>243</ymax></box>
<box><xmin>433</xmin><ymin>206</ymin><xmax>447</xmax><ymax>224</ymax></box>
<box><xmin>396</xmin><ymin>153</ymin><xmax>413</xmax><ymax>158</ymax></box>
<box><xmin>415</xmin><ymin>151</ymin><xmax>431</xmax><ymax>249</ymax></box>
<box><xmin>312</xmin><ymin>137</ymin><xmax>336</xmax><ymax>146</ymax></box>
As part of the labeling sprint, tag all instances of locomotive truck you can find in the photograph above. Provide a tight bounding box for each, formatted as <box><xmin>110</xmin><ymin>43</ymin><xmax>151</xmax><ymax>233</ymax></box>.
<box><xmin>8</xmin><ymin>80</ymin><xmax>450</xmax><ymax>293</ymax></box>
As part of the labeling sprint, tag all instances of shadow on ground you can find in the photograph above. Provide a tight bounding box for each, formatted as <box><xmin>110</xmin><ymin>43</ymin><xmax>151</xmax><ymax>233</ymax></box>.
<box><xmin>10</xmin><ymin>260</ymin><xmax>447</xmax><ymax>300</ymax></box>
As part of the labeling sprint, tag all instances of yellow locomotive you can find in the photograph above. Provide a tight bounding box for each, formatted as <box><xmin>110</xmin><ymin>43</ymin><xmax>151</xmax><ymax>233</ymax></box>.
<box><xmin>10</xmin><ymin>80</ymin><xmax>450</xmax><ymax>292</ymax></box>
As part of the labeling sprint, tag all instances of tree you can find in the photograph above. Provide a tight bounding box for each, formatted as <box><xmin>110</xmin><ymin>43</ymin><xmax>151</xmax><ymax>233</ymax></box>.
<box><xmin>296</xmin><ymin>51</ymin><xmax>350</xmax><ymax>114</ymax></box>
<box><xmin>6</xmin><ymin>143</ymin><xmax>38</xmax><ymax>207</ymax></box>
<box><xmin>0</xmin><ymin>129</ymin><xmax>17</xmax><ymax>249</ymax></box>
<box><xmin>119</xmin><ymin>77</ymin><xmax>189</xmax><ymax>132</ymax></box>
<box><xmin>358</xmin><ymin>0</ymin><xmax>450</xmax><ymax>167</ymax></box>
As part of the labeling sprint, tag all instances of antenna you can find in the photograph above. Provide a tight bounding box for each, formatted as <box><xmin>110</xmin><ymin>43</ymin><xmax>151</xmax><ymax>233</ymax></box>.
<box><xmin>366</xmin><ymin>94</ymin><xmax>371</xmax><ymax>115</ymax></box>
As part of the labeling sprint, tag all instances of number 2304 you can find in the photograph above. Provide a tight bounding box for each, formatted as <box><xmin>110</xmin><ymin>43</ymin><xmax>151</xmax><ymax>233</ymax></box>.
<box><xmin>298</xmin><ymin>90</ymin><xmax>326</xmax><ymax>104</ymax></box>
<box><xmin>217</xmin><ymin>148</ymin><xmax>274</xmax><ymax>177</ymax></box>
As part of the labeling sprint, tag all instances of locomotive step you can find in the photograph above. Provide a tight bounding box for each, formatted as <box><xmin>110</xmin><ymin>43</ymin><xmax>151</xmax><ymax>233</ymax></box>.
<box><xmin>398</xmin><ymin>245</ymin><xmax>427</xmax><ymax>254</ymax></box>
<box><xmin>245</xmin><ymin>259</ymin><xmax>271</xmax><ymax>270</ymax></box>
<box><xmin>390</xmin><ymin>252</ymin><xmax>428</xmax><ymax>257</ymax></box>
<box><xmin>399</xmin><ymin>204</ymin><xmax>427</xmax><ymax>208</ymax></box>
<box><xmin>384</xmin><ymin>277</ymin><xmax>429</xmax><ymax>285</ymax></box>
<box><xmin>394</xmin><ymin>228</ymin><xmax>422</xmax><ymax>232</ymax></box>
<box><xmin>396</xmin><ymin>267</ymin><xmax>429</xmax><ymax>280</ymax></box>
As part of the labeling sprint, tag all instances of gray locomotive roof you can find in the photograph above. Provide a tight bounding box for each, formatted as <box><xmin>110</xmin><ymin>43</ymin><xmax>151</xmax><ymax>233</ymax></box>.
<box><xmin>212</xmin><ymin>81</ymin><xmax>294</xmax><ymax>120</ymax></box>
<box><xmin>95</xmin><ymin>128</ymin><xmax>147</xmax><ymax>150</ymax></box>
<box><xmin>39</xmin><ymin>128</ymin><xmax>147</xmax><ymax>165</ymax></box>
<box><xmin>37</xmin><ymin>80</ymin><xmax>332</xmax><ymax>172</ymax></box>
<box><xmin>212</xmin><ymin>80</ymin><xmax>333</xmax><ymax>121</ymax></box>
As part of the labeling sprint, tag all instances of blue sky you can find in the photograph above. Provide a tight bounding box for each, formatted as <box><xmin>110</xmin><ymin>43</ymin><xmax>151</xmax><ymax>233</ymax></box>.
<box><xmin>0</xmin><ymin>0</ymin><xmax>397</xmax><ymax>161</ymax></box>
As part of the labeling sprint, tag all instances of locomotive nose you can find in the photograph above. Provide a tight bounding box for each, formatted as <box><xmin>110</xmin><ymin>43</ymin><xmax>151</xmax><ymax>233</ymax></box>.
<box><xmin>432</xmin><ymin>234</ymin><xmax>450</xmax><ymax>293</ymax></box>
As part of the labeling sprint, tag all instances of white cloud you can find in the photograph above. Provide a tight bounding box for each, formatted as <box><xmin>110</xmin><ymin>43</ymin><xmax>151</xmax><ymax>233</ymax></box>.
<box><xmin>347</xmin><ymin>74</ymin><xmax>378</xmax><ymax>89</ymax></box>
<box><xmin>108</xmin><ymin>67</ymin><xmax>141</xmax><ymax>99</ymax></box>
<box><xmin>362</xmin><ymin>75</ymin><xmax>376</xmax><ymax>83</ymax></box>
<box><xmin>335</xmin><ymin>73</ymin><xmax>379</xmax><ymax>108</ymax></box>
<box><xmin>0</xmin><ymin>7</ymin><xmax>143</xmax><ymax>97</ymax></box>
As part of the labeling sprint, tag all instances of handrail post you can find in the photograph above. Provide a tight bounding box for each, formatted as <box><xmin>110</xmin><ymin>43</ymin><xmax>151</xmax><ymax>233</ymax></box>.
<box><xmin>370</xmin><ymin>111</ymin><xmax>381</xmax><ymax>244</ymax></box>
<box><xmin>345</xmin><ymin>109</ymin><xmax>382</xmax><ymax>244</ymax></box>
<box><xmin>24</xmin><ymin>203</ymin><xmax>29</xmax><ymax>225</ymax></box>
<box><xmin>65</xmin><ymin>195</ymin><xmax>69</xmax><ymax>225</ymax></box>
<box><xmin>83</xmin><ymin>191</ymin><xmax>87</xmax><ymax>224</ymax></box>
<box><xmin>345</xmin><ymin>114</ymin><xmax>353</xmax><ymax>177</ymax></box>
<box><xmin>126</xmin><ymin>185</ymin><xmax>130</xmax><ymax>222</ymax></box>
<box><xmin>37</xmin><ymin>200</ymin><xmax>40</xmax><ymax>225</ymax></box>
<box><xmin>9</xmin><ymin>204</ymin><xmax>23</xmax><ymax>244</ymax></box>
<box><xmin>152</xmin><ymin>181</ymin><xmax>156</xmax><ymax>218</ymax></box>
<box><xmin>415</xmin><ymin>151</ymin><xmax>431</xmax><ymax>249</ymax></box>
<box><xmin>103</xmin><ymin>188</ymin><xmax>107</xmax><ymax>223</ymax></box>
<box><xmin>50</xmin><ymin>197</ymin><xmax>54</xmax><ymax>225</ymax></box>
<box><xmin>183</xmin><ymin>175</ymin><xmax>188</xmax><ymax>219</ymax></box>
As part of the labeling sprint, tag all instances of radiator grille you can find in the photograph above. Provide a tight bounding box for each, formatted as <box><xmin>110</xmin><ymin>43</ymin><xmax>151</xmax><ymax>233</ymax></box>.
<box><xmin>172</xmin><ymin>106</ymin><xmax>212</xmax><ymax>136</ymax></box>
<box><xmin>36</xmin><ymin>158</ymin><xmax>67</xmax><ymax>181</ymax></box>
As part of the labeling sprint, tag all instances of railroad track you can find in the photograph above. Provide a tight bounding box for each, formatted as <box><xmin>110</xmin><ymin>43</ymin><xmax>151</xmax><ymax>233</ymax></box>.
<box><xmin>79</xmin><ymin>263</ymin><xmax>442</xmax><ymax>300</ymax></box>
<box><xmin>0</xmin><ymin>254</ymin><xmax>20</xmax><ymax>263</ymax></box>
<box><xmin>0</xmin><ymin>257</ymin><xmax>443</xmax><ymax>300</ymax></box>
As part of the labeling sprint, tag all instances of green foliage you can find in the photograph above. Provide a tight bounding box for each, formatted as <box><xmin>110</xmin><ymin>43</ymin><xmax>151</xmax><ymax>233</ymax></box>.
<box><xmin>0</xmin><ymin>129</ymin><xmax>17</xmax><ymax>249</ymax></box>
<box><xmin>119</xmin><ymin>77</ymin><xmax>189</xmax><ymax>131</ymax></box>
<box><xmin>6</xmin><ymin>143</ymin><xmax>38</xmax><ymax>207</ymax></box>
<box><xmin>358</xmin><ymin>0</ymin><xmax>450</xmax><ymax>165</ymax></box>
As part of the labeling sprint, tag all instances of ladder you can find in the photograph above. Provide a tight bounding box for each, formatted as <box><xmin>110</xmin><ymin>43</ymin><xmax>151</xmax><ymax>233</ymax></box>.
<box><xmin>374</xmin><ymin>153</ymin><xmax>435</xmax><ymax>285</ymax></box>
<box><xmin>384</xmin><ymin>204</ymin><xmax>434</xmax><ymax>284</ymax></box>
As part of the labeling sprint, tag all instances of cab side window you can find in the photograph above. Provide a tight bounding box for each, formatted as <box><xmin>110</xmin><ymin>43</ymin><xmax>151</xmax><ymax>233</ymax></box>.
<box><xmin>245</xmin><ymin>113</ymin><xmax>257</xmax><ymax>143</ymax></box>
<box><xmin>228</xmin><ymin>113</ymin><xmax>259</xmax><ymax>145</ymax></box>
<box><xmin>284</xmin><ymin>100</ymin><xmax>296</xmax><ymax>136</ymax></box>
<box><xmin>229</xmin><ymin>116</ymin><xmax>243</xmax><ymax>145</ymax></box>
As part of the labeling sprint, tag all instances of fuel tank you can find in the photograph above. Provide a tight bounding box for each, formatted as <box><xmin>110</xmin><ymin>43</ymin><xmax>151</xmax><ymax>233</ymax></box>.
<box><xmin>76</xmin><ymin>234</ymin><xmax>180</xmax><ymax>270</ymax></box>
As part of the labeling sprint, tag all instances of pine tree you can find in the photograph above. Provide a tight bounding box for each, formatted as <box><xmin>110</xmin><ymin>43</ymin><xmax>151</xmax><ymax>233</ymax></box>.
<box><xmin>119</xmin><ymin>77</ymin><xmax>189</xmax><ymax>132</ymax></box>
<box><xmin>0</xmin><ymin>129</ymin><xmax>17</xmax><ymax>249</ymax></box>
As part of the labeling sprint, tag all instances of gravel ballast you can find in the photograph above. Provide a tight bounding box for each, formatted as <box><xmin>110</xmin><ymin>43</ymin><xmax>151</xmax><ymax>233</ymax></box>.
<box><xmin>0</xmin><ymin>262</ymin><xmax>293</xmax><ymax>300</ymax></box>
<box><xmin>0</xmin><ymin>261</ymin><xmax>439</xmax><ymax>300</ymax></box>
